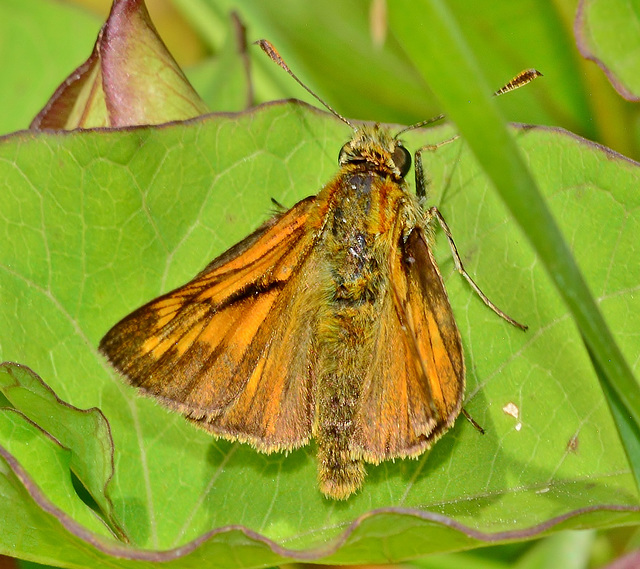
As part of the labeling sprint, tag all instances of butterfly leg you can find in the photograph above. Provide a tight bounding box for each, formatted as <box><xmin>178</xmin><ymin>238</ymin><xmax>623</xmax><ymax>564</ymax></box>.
<box><xmin>415</xmin><ymin>140</ymin><xmax>460</xmax><ymax>199</ymax></box>
<box><xmin>461</xmin><ymin>408</ymin><xmax>485</xmax><ymax>434</ymax></box>
<box><xmin>427</xmin><ymin>206</ymin><xmax>527</xmax><ymax>330</ymax></box>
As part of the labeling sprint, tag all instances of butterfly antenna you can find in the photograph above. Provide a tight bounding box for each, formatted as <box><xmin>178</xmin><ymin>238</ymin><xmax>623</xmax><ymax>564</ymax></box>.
<box><xmin>256</xmin><ymin>40</ymin><xmax>354</xmax><ymax>129</ymax></box>
<box><xmin>395</xmin><ymin>68</ymin><xmax>543</xmax><ymax>138</ymax></box>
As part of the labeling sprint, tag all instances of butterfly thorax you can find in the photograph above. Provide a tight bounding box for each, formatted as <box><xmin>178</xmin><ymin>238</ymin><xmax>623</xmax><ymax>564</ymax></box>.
<box><xmin>315</xmin><ymin>125</ymin><xmax>424</xmax><ymax>304</ymax></box>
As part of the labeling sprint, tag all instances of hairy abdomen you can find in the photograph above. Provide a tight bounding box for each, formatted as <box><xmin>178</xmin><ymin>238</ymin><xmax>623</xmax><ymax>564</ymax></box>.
<box><xmin>313</xmin><ymin>171</ymin><xmax>401</xmax><ymax>499</ymax></box>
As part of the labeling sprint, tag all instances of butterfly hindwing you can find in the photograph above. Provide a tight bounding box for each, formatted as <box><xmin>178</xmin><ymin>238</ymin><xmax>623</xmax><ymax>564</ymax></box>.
<box><xmin>351</xmin><ymin>226</ymin><xmax>464</xmax><ymax>462</ymax></box>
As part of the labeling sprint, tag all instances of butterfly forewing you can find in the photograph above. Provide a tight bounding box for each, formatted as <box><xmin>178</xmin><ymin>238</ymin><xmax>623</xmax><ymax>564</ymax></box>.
<box><xmin>192</xmin><ymin>249</ymin><xmax>326</xmax><ymax>450</ymax></box>
<box><xmin>100</xmin><ymin>196</ymin><xmax>321</xmax><ymax>450</ymax></box>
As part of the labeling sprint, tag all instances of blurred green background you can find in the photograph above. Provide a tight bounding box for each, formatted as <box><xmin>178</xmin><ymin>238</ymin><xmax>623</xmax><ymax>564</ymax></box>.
<box><xmin>3</xmin><ymin>0</ymin><xmax>640</xmax><ymax>162</ymax></box>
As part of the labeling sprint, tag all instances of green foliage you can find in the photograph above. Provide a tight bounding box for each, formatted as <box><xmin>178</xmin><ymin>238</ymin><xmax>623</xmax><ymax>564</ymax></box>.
<box><xmin>576</xmin><ymin>0</ymin><xmax>640</xmax><ymax>101</ymax></box>
<box><xmin>1</xmin><ymin>0</ymin><xmax>639</xmax><ymax>567</ymax></box>
<box><xmin>1</xmin><ymin>103</ymin><xmax>639</xmax><ymax>566</ymax></box>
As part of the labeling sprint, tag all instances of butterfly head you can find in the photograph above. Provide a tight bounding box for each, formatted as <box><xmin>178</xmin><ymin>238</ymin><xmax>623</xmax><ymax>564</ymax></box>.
<box><xmin>338</xmin><ymin>125</ymin><xmax>412</xmax><ymax>182</ymax></box>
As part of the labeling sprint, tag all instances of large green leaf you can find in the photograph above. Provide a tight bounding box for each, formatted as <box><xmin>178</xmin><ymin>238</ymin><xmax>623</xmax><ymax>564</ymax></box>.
<box><xmin>0</xmin><ymin>102</ymin><xmax>638</xmax><ymax>566</ymax></box>
<box><xmin>2</xmin><ymin>0</ymin><xmax>639</xmax><ymax>566</ymax></box>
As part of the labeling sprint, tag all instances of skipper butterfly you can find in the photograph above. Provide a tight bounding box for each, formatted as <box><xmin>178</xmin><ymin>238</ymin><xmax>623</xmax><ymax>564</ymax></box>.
<box><xmin>100</xmin><ymin>41</ymin><xmax>537</xmax><ymax>499</ymax></box>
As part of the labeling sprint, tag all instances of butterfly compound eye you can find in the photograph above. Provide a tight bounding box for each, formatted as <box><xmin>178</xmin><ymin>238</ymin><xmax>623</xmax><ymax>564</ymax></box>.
<box><xmin>338</xmin><ymin>142</ymin><xmax>350</xmax><ymax>165</ymax></box>
<box><xmin>392</xmin><ymin>143</ymin><xmax>412</xmax><ymax>178</ymax></box>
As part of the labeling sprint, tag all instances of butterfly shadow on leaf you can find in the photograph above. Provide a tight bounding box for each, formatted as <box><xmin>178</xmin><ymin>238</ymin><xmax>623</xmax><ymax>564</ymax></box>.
<box><xmin>204</xmin><ymin>436</ymin><xmax>313</xmax><ymax>489</ymax></box>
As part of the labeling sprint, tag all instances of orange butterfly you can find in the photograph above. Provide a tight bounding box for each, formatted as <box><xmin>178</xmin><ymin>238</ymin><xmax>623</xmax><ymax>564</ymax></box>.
<box><xmin>100</xmin><ymin>41</ymin><xmax>535</xmax><ymax>500</ymax></box>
